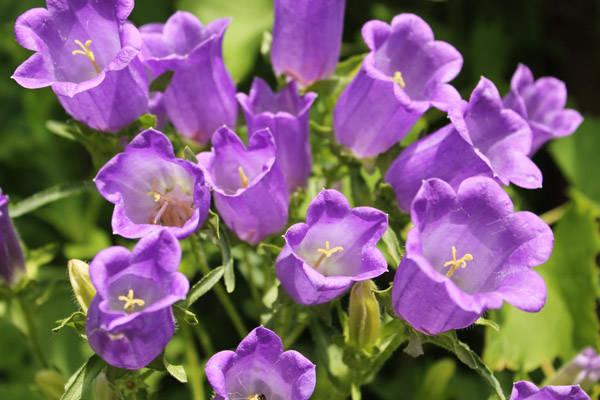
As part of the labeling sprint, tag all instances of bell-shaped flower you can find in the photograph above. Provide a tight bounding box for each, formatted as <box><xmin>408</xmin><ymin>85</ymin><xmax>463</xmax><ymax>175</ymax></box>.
<box><xmin>237</xmin><ymin>78</ymin><xmax>316</xmax><ymax>191</ymax></box>
<box><xmin>504</xmin><ymin>64</ymin><xmax>583</xmax><ymax>154</ymax></box>
<box><xmin>205</xmin><ymin>326</ymin><xmax>316</xmax><ymax>400</ymax></box>
<box><xmin>197</xmin><ymin>127</ymin><xmax>289</xmax><ymax>244</ymax></box>
<box><xmin>0</xmin><ymin>191</ymin><xmax>25</xmax><ymax>286</ymax></box>
<box><xmin>510</xmin><ymin>381</ymin><xmax>590</xmax><ymax>400</ymax></box>
<box><xmin>334</xmin><ymin>13</ymin><xmax>463</xmax><ymax>158</ymax></box>
<box><xmin>95</xmin><ymin>128</ymin><xmax>210</xmax><ymax>239</ymax></box>
<box><xmin>140</xmin><ymin>12</ymin><xmax>237</xmax><ymax>144</ymax></box>
<box><xmin>271</xmin><ymin>0</ymin><xmax>346</xmax><ymax>87</ymax></box>
<box><xmin>386</xmin><ymin>77</ymin><xmax>542</xmax><ymax>212</ymax></box>
<box><xmin>86</xmin><ymin>230</ymin><xmax>189</xmax><ymax>370</ymax></box>
<box><xmin>392</xmin><ymin>177</ymin><xmax>553</xmax><ymax>335</ymax></box>
<box><xmin>276</xmin><ymin>189</ymin><xmax>388</xmax><ymax>305</ymax></box>
<box><xmin>12</xmin><ymin>0</ymin><xmax>148</xmax><ymax>132</ymax></box>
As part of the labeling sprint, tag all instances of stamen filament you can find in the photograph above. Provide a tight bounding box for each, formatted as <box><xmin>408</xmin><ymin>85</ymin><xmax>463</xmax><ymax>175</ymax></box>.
<box><xmin>238</xmin><ymin>166</ymin><xmax>249</xmax><ymax>189</ymax></box>
<box><xmin>314</xmin><ymin>240</ymin><xmax>344</xmax><ymax>269</ymax></box>
<box><xmin>118</xmin><ymin>289</ymin><xmax>145</xmax><ymax>313</ymax></box>
<box><xmin>443</xmin><ymin>246</ymin><xmax>474</xmax><ymax>278</ymax></box>
<box><xmin>392</xmin><ymin>71</ymin><xmax>406</xmax><ymax>88</ymax></box>
<box><xmin>72</xmin><ymin>39</ymin><xmax>101</xmax><ymax>74</ymax></box>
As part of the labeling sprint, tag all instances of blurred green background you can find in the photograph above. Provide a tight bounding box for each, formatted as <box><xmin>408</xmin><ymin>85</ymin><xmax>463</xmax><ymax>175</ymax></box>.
<box><xmin>0</xmin><ymin>0</ymin><xmax>599</xmax><ymax>399</ymax></box>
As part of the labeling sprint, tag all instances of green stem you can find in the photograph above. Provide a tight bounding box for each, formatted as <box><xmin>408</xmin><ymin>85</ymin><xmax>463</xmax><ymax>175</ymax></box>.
<box><xmin>242</xmin><ymin>247</ymin><xmax>260</xmax><ymax>304</ymax></box>
<box><xmin>540</xmin><ymin>203</ymin><xmax>568</xmax><ymax>225</ymax></box>
<box><xmin>189</xmin><ymin>236</ymin><xmax>247</xmax><ymax>338</ymax></box>
<box><xmin>193</xmin><ymin>320</ymin><xmax>215</xmax><ymax>357</ymax></box>
<box><xmin>182</xmin><ymin>324</ymin><xmax>205</xmax><ymax>400</ymax></box>
<box><xmin>284</xmin><ymin>321</ymin><xmax>308</xmax><ymax>348</ymax></box>
<box><xmin>16</xmin><ymin>293</ymin><xmax>49</xmax><ymax>368</ymax></box>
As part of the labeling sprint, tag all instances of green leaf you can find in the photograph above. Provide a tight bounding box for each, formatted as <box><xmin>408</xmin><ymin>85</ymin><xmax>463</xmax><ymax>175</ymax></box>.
<box><xmin>10</xmin><ymin>181</ymin><xmax>93</xmax><ymax>218</ymax></box>
<box><xmin>53</xmin><ymin>311</ymin><xmax>87</xmax><ymax>338</ymax></box>
<box><xmin>484</xmin><ymin>194</ymin><xmax>600</xmax><ymax>372</ymax></box>
<box><xmin>209</xmin><ymin>213</ymin><xmax>235</xmax><ymax>293</ymax></box>
<box><xmin>173</xmin><ymin>304</ymin><xmax>199</xmax><ymax>326</ymax></box>
<box><xmin>475</xmin><ymin>317</ymin><xmax>500</xmax><ymax>332</ymax></box>
<box><xmin>178</xmin><ymin>0</ymin><xmax>273</xmax><ymax>82</ymax></box>
<box><xmin>164</xmin><ymin>359</ymin><xmax>188</xmax><ymax>383</ymax></box>
<box><xmin>420</xmin><ymin>331</ymin><xmax>506</xmax><ymax>400</ymax></box>
<box><xmin>183</xmin><ymin>146</ymin><xmax>198</xmax><ymax>163</ymax></box>
<box><xmin>60</xmin><ymin>355</ymin><xmax>105</xmax><ymax>400</ymax></box>
<box><xmin>550</xmin><ymin>116</ymin><xmax>600</xmax><ymax>205</ymax></box>
<box><xmin>186</xmin><ymin>266</ymin><xmax>225</xmax><ymax>306</ymax></box>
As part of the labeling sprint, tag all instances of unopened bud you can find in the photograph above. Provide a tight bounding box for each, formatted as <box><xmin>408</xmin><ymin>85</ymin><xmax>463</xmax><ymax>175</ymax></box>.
<box><xmin>35</xmin><ymin>369</ymin><xmax>65</xmax><ymax>400</ymax></box>
<box><xmin>68</xmin><ymin>259</ymin><xmax>96</xmax><ymax>313</ymax></box>
<box><xmin>348</xmin><ymin>280</ymin><xmax>381</xmax><ymax>352</ymax></box>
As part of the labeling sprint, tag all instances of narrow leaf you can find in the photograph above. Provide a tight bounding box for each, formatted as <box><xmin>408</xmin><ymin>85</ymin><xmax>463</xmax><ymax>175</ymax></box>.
<box><xmin>10</xmin><ymin>182</ymin><xmax>93</xmax><ymax>218</ymax></box>
<box><xmin>60</xmin><ymin>355</ymin><xmax>105</xmax><ymax>400</ymax></box>
<box><xmin>164</xmin><ymin>360</ymin><xmax>188</xmax><ymax>383</ymax></box>
<box><xmin>187</xmin><ymin>266</ymin><xmax>225</xmax><ymax>306</ymax></box>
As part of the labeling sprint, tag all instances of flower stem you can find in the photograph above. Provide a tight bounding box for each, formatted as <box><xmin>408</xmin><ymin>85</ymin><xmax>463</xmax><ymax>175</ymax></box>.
<box><xmin>182</xmin><ymin>324</ymin><xmax>205</xmax><ymax>400</ymax></box>
<box><xmin>16</xmin><ymin>292</ymin><xmax>49</xmax><ymax>368</ymax></box>
<box><xmin>540</xmin><ymin>203</ymin><xmax>568</xmax><ymax>225</ymax></box>
<box><xmin>189</xmin><ymin>236</ymin><xmax>247</xmax><ymax>338</ymax></box>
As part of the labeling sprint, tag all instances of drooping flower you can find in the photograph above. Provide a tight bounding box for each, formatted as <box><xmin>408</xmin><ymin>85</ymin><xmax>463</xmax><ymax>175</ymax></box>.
<box><xmin>86</xmin><ymin>230</ymin><xmax>188</xmax><ymax>370</ymax></box>
<box><xmin>334</xmin><ymin>14</ymin><xmax>463</xmax><ymax>158</ymax></box>
<box><xmin>271</xmin><ymin>0</ymin><xmax>346</xmax><ymax>87</ymax></box>
<box><xmin>276</xmin><ymin>189</ymin><xmax>388</xmax><ymax>305</ymax></box>
<box><xmin>205</xmin><ymin>326</ymin><xmax>316</xmax><ymax>400</ymax></box>
<box><xmin>95</xmin><ymin>128</ymin><xmax>210</xmax><ymax>239</ymax></box>
<box><xmin>197</xmin><ymin>127</ymin><xmax>289</xmax><ymax>244</ymax></box>
<box><xmin>504</xmin><ymin>64</ymin><xmax>583</xmax><ymax>154</ymax></box>
<box><xmin>0</xmin><ymin>192</ymin><xmax>25</xmax><ymax>285</ymax></box>
<box><xmin>392</xmin><ymin>177</ymin><xmax>553</xmax><ymax>335</ymax></box>
<box><xmin>12</xmin><ymin>0</ymin><xmax>148</xmax><ymax>132</ymax></box>
<box><xmin>386</xmin><ymin>77</ymin><xmax>541</xmax><ymax>212</ymax></box>
<box><xmin>237</xmin><ymin>78</ymin><xmax>317</xmax><ymax>191</ymax></box>
<box><xmin>510</xmin><ymin>381</ymin><xmax>590</xmax><ymax>400</ymax></box>
<box><xmin>140</xmin><ymin>12</ymin><xmax>237</xmax><ymax>144</ymax></box>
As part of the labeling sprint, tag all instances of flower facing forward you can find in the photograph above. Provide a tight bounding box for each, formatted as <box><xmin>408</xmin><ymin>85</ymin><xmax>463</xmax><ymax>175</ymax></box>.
<box><xmin>237</xmin><ymin>78</ymin><xmax>317</xmax><ymax>191</ymax></box>
<box><xmin>392</xmin><ymin>177</ymin><xmax>553</xmax><ymax>335</ymax></box>
<box><xmin>95</xmin><ymin>129</ymin><xmax>210</xmax><ymax>239</ymax></box>
<box><xmin>334</xmin><ymin>14</ymin><xmax>463</xmax><ymax>158</ymax></box>
<box><xmin>86</xmin><ymin>230</ymin><xmax>189</xmax><ymax>370</ymax></box>
<box><xmin>0</xmin><ymin>191</ymin><xmax>25</xmax><ymax>285</ymax></box>
<box><xmin>13</xmin><ymin>0</ymin><xmax>148</xmax><ymax>132</ymax></box>
<box><xmin>276</xmin><ymin>189</ymin><xmax>388</xmax><ymax>305</ymax></box>
<box><xmin>205</xmin><ymin>326</ymin><xmax>316</xmax><ymax>400</ymax></box>
<box><xmin>504</xmin><ymin>64</ymin><xmax>583</xmax><ymax>154</ymax></box>
<box><xmin>140</xmin><ymin>12</ymin><xmax>237</xmax><ymax>144</ymax></box>
<box><xmin>271</xmin><ymin>0</ymin><xmax>346</xmax><ymax>87</ymax></box>
<box><xmin>197</xmin><ymin>127</ymin><xmax>289</xmax><ymax>244</ymax></box>
<box><xmin>510</xmin><ymin>381</ymin><xmax>590</xmax><ymax>400</ymax></box>
<box><xmin>386</xmin><ymin>77</ymin><xmax>541</xmax><ymax>211</ymax></box>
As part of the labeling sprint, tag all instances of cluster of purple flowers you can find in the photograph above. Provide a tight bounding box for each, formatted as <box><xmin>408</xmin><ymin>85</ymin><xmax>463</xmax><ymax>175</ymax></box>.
<box><xmin>7</xmin><ymin>0</ymin><xmax>588</xmax><ymax>398</ymax></box>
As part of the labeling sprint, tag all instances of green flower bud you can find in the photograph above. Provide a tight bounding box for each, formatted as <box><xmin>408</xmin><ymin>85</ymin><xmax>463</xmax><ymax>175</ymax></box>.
<box><xmin>35</xmin><ymin>369</ymin><xmax>66</xmax><ymax>400</ymax></box>
<box><xmin>68</xmin><ymin>259</ymin><xmax>96</xmax><ymax>313</ymax></box>
<box><xmin>348</xmin><ymin>280</ymin><xmax>381</xmax><ymax>352</ymax></box>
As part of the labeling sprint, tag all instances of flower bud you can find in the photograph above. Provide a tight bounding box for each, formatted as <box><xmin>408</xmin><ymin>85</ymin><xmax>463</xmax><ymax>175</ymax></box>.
<box><xmin>35</xmin><ymin>369</ymin><xmax>66</xmax><ymax>400</ymax></box>
<box><xmin>0</xmin><ymin>191</ymin><xmax>25</xmax><ymax>286</ymax></box>
<box><xmin>68</xmin><ymin>259</ymin><xmax>96</xmax><ymax>313</ymax></box>
<box><xmin>348</xmin><ymin>280</ymin><xmax>381</xmax><ymax>351</ymax></box>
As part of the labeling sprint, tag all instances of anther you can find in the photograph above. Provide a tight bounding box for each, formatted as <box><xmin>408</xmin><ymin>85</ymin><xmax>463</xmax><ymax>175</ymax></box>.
<box><xmin>118</xmin><ymin>289</ymin><xmax>145</xmax><ymax>313</ymax></box>
<box><xmin>443</xmin><ymin>246</ymin><xmax>474</xmax><ymax>278</ymax></box>
<box><xmin>314</xmin><ymin>240</ymin><xmax>344</xmax><ymax>269</ymax></box>
<box><xmin>238</xmin><ymin>166</ymin><xmax>249</xmax><ymax>189</ymax></box>
<box><xmin>72</xmin><ymin>39</ymin><xmax>101</xmax><ymax>74</ymax></box>
<box><xmin>392</xmin><ymin>71</ymin><xmax>406</xmax><ymax>88</ymax></box>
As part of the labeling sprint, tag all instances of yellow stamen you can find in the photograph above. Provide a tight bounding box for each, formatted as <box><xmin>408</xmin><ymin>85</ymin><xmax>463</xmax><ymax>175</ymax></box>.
<box><xmin>392</xmin><ymin>71</ymin><xmax>406</xmax><ymax>88</ymax></box>
<box><xmin>72</xmin><ymin>39</ymin><xmax>101</xmax><ymax>74</ymax></box>
<box><xmin>314</xmin><ymin>240</ymin><xmax>344</xmax><ymax>269</ymax></box>
<box><xmin>247</xmin><ymin>395</ymin><xmax>266</xmax><ymax>400</ymax></box>
<box><xmin>238</xmin><ymin>166</ymin><xmax>249</xmax><ymax>189</ymax></box>
<box><xmin>443</xmin><ymin>246</ymin><xmax>474</xmax><ymax>278</ymax></box>
<box><xmin>118</xmin><ymin>289</ymin><xmax>145</xmax><ymax>313</ymax></box>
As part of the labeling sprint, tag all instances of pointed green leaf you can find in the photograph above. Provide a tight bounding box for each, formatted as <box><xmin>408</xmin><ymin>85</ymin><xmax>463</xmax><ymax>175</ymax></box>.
<box><xmin>186</xmin><ymin>266</ymin><xmax>225</xmax><ymax>306</ymax></box>
<box><xmin>60</xmin><ymin>355</ymin><xmax>105</xmax><ymax>400</ymax></box>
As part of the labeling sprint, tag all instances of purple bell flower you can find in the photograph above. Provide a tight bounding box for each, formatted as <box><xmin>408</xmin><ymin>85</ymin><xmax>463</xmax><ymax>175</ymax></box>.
<box><xmin>276</xmin><ymin>189</ymin><xmax>388</xmax><ymax>305</ymax></box>
<box><xmin>95</xmin><ymin>128</ymin><xmax>211</xmax><ymax>240</ymax></box>
<box><xmin>386</xmin><ymin>77</ymin><xmax>542</xmax><ymax>212</ymax></box>
<box><xmin>392</xmin><ymin>177</ymin><xmax>553</xmax><ymax>335</ymax></box>
<box><xmin>504</xmin><ymin>64</ymin><xmax>583</xmax><ymax>154</ymax></box>
<box><xmin>197</xmin><ymin>127</ymin><xmax>289</xmax><ymax>245</ymax></box>
<box><xmin>140</xmin><ymin>12</ymin><xmax>237</xmax><ymax>144</ymax></box>
<box><xmin>12</xmin><ymin>0</ymin><xmax>148</xmax><ymax>132</ymax></box>
<box><xmin>237</xmin><ymin>78</ymin><xmax>317</xmax><ymax>191</ymax></box>
<box><xmin>86</xmin><ymin>230</ymin><xmax>189</xmax><ymax>370</ymax></box>
<box><xmin>205</xmin><ymin>326</ymin><xmax>316</xmax><ymax>400</ymax></box>
<box><xmin>510</xmin><ymin>381</ymin><xmax>590</xmax><ymax>400</ymax></box>
<box><xmin>0</xmin><ymin>192</ymin><xmax>25</xmax><ymax>285</ymax></box>
<box><xmin>334</xmin><ymin>14</ymin><xmax>463</xmax><ymax>158</ymax></box>
<box><xmin>271</xmin><ymin>0</ymin><xmax>346</xmax><ymax>87</ymax></box>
